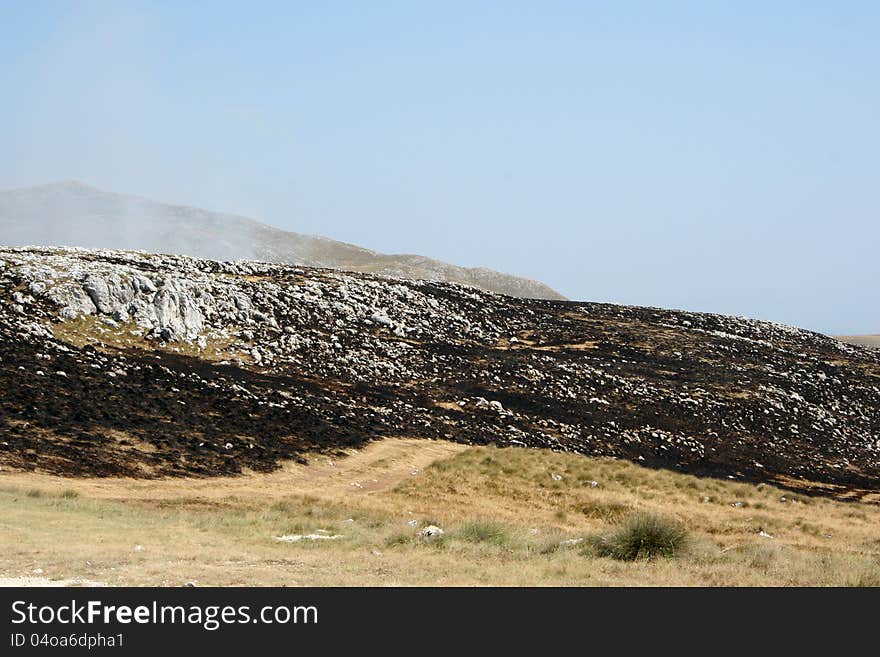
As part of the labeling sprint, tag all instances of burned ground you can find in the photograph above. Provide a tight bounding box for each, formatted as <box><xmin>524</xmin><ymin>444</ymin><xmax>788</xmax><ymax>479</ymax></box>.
<box><xmin>1</xmin><ymin>247</ymin><xmax>878</xmax><ymax>500</ymax></box>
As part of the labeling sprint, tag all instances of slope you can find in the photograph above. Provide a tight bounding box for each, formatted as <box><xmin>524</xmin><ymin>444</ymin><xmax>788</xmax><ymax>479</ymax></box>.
<box><xmin>1</xmin><ymin>246</ymin><xmax>878</xmax><ymax>501</ymax></box>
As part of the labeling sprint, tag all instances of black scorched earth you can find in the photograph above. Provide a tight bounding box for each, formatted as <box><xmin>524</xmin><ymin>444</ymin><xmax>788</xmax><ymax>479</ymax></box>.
<box><xmin>1</xmin><ymin>247</ymin><xmax>878</xmax><ymax>500</ymax></box>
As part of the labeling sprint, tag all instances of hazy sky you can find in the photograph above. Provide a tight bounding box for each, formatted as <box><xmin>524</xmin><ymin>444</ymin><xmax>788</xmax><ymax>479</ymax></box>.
<box><xmin>1</xmin><ymin>1</ymin><xmax>878</xmax><ymax>334</ymax></box>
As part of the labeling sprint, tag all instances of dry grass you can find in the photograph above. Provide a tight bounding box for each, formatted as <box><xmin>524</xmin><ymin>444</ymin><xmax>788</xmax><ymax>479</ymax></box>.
<box><xmin>50</xmin><ymin>315</ymin><xmax>239</xmax><ymax>361</ymax></box>
<box><xmin>0</xmin><ymin>440</ymin><xmax>878</xmax><ymax>586</ymax></box>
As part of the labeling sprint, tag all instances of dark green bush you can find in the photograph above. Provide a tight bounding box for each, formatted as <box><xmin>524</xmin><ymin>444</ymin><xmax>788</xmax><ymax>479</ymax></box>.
<box><xmin>591</xmin><ymin>513</ymin><xmax>689</xmax><ymax>561</ymax></box>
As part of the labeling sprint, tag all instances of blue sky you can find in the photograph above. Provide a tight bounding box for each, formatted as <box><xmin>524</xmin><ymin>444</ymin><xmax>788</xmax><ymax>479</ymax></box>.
<box><xmin>1</xmin><ymin>1</ymin><xmax>877</xmax><ymax>334</ymax></box>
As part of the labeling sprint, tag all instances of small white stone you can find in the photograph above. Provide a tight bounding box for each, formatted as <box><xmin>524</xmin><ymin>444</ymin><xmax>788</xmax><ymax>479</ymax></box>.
<box><xmin>419</xmin><ymin>525</ymin><xmax>445</xmax><ymax>539</ymax></box>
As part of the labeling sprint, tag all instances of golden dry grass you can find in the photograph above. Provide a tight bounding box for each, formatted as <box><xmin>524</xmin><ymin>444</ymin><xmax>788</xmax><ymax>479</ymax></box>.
<box><xmin>50</xmin><ymin>314</ymin><xmax>243</xmax><ymax>361</ymax></box>
<box><xmin>1</xmin><ymin>439</ymin><xmax>878</xmax><ymax>586</ymax></box>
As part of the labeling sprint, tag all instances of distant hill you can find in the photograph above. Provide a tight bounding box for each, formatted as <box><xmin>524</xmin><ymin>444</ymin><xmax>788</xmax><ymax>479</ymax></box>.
<box><xmin>0</xmin><ymin>181</ymin><xmax>565</xmax><ymax>300</ymax></box>
<box><xmin>836</xmin><ymin>335</ymin><xmax>880</xmax><ymax>349</ymax></box>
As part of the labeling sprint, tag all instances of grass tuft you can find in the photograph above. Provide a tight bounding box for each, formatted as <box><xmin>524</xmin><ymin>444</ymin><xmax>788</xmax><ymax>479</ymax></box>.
<box><xmin>384</xmin><ymin>532</ymin><xmax>413</xmax><ymax>548</ymax></box>
<box><xmin>591</xmin><ymin>512</ymin><xmax>689</xmax><ymax>561</ymax></box>
<box><xmin>455</xmin><ymin>520</ymin><xmax>511</xmax><ymax>546</ymax></box>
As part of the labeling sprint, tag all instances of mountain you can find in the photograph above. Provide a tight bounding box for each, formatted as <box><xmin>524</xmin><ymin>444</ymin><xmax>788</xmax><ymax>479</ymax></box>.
<box><xmin>836</xmin><ymin>335</ymin><xmax>880</xmax><ymax>350</ymax></box>
<box><xmin>2</xmin><ymin>246</ymin><xmax>878</xmax><ymax>500</ymax></box>
<box><xmin>0</xmin><ymin>181</ymin><xmax>565</xmax><ymax>300</ymax></box>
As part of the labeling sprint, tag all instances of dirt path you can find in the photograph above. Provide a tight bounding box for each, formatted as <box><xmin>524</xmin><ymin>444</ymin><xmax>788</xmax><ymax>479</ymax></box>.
<box><xmin>0</xmin><ymin>438</ymin><xmax>468</xmax><ymax>504</ymax></box>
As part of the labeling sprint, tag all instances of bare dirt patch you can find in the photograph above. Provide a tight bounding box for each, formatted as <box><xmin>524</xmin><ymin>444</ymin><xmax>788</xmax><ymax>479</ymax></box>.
<box><xmin>0</xmin><ymin>438</ymin><xmax>468</xmax><ymax>504</ymax></box>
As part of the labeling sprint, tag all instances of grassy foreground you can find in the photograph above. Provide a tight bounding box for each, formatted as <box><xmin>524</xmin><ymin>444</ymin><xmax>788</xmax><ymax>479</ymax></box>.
<box><xmin>1</xmin><ymin>440</ymin><xmax>879</xmax><ymax>586</ymax></box>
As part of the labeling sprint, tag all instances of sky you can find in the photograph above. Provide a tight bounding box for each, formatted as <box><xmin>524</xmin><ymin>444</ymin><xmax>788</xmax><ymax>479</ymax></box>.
<box><xmin>1</xmin><ymin>1</ymin><xmax>877</xmax><ymax>335</ymax></box>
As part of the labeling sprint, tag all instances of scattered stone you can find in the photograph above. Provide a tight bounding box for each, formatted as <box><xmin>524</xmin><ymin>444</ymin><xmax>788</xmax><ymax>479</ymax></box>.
<box><xmin>274</xmin><ymin>534</ymin><xmax>344</xmax><ymax>543</ymax></box>
<box><xmin>0</xmin><ymin>245</ymin><xmax>878</xmax><ymax>501</ymax></box>
<box><xmin>419</xmin><ymin>525</ymin><xmax>445</xmax><ymax>539</ymax></box>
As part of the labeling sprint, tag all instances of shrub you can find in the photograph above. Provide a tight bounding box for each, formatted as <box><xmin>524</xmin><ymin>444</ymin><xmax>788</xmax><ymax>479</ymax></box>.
<box><xmin>591</xmin><ymin>513</ymin><xmax>689</xmax><ymax>561</ymax></box>
<box><xmin>270</xmin><ymin>500</ymin><xmax>296</xmax><ymax>513</ymax></box>
<box><xmin>384</xmin><ymin>532</ymin><xmax>414</xmax><ymax>548</ymax></box>
<box><xmin>575</xmin><ymin>499</ymin><xmax>630</xmax><ymax>522</ymax></box>
<box><xmin>536</xmin><ymin>536</ymin><xmax>563</xmax><ymax>555</ymax></box>
<box><xmin>455</xmin><ymin>521</ymin><xmax>510</xmax><ymax>546</ymax></box>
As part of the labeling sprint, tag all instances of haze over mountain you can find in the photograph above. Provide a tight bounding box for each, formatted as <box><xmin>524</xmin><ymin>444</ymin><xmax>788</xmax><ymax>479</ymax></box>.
<box><xmin>0</xmin><ymin>181</ymin><xmax>564</xmax><ymax>300</ymax></box>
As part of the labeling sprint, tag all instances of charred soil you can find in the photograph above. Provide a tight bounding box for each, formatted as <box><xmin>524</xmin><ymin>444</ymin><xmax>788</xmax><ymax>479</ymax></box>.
<box><xmin>1</xmin><ymin>247</ymin><xmax>878</xmax><ymax>501</ymax></box>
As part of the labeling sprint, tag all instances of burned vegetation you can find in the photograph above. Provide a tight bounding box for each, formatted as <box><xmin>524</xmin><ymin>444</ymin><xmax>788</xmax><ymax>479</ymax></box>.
<box><xmin>1</xmin><ymin>247</ymin><xmax>878</xmax><ymax>500</ymax></box>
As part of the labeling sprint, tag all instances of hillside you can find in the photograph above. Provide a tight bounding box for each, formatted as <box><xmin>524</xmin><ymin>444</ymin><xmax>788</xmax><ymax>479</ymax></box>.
<box><xmin>1</xmin><ymin>246</ymin><xmax>878</xmax><ymax>500</ymax></box>
<box><xmin>0</xmin><ymin>181</ymin><xmax>564</xmax><ymax>300</ymax></box>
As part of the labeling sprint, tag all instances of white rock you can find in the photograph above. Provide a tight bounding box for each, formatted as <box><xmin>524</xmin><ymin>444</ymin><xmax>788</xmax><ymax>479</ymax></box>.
<box><xmin>274</xmin><ymin>534</ymin><xmax>344</xmax><ymax>543</ymax></box>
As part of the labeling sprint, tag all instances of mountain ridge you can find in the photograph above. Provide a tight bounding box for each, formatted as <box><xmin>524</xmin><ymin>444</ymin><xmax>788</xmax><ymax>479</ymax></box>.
<box><xmin>0</xmin><ymin>180</ymin><xmax>566</xmax><ymax>300</ymax></box>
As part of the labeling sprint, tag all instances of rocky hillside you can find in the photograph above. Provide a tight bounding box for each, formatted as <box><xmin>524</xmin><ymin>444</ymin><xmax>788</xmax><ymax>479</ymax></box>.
<box><xmin>1</xmin><ymin>246</ymin><xmax>878</xmax><ymax>500</ymax></box>
<box><xmin>0</xmin><ymin>181</ymin><xmax>564</xmax><ymax>300</ymax></box>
